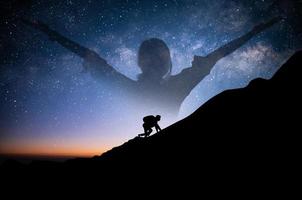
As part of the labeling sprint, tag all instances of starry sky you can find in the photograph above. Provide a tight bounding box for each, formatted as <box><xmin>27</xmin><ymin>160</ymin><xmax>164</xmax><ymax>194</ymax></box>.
<box><xmin>0</xmin><ymin>0</ymin><xmax>301</xmax><ymax>158</ymax></box>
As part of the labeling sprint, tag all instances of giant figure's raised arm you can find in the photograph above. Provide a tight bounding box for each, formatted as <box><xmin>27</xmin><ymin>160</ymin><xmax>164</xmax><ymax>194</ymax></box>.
<box><xmin>21</xmin><ymin>19</ymin><xmax>135</xmax><ymax>85</ymax></box>
<box><xmin>22</xmin><ymin>19</ymin><xmax>102</xmax><ymax>59</ymax></box>
<box><xmin>171</xmin><ymin>17</ymin><xmax>282</xmax><ymax>96</ymax></box>
<box><xmin>206</xmin><ymin>17</ymin><xmax>282</xmax><ymax>63</ymax></box>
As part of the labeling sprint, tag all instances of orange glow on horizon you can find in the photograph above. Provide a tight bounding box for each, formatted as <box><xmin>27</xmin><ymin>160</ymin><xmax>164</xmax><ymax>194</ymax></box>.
<box><xmin>0</xmin><ymin>145</ymin><xmax>106</xmax><ymax>158</ymax></box>
<box><xmin>0</xmin><ymin>135</ymin><xmax>121</xmax><ymax>158</ymax></box>
<box><xmin>0</xmin><ymin>114</ymin><xmax>170</xmax><ymax>158</ymax></box>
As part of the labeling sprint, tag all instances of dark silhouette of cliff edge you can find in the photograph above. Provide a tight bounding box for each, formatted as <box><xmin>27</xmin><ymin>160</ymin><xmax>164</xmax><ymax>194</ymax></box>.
<box><xmin>93</xmin><ymin>50</ymin><xmax>300</xmax><ymax>170</ymax></box>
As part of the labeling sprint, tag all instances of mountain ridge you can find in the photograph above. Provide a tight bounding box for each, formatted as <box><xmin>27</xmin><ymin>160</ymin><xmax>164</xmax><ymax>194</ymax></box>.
<box><xmin>95</xmin><ymin>50</ymin><xmax>300</xmax><ymax>164</ymax></box>
<box><xmin>1</xmin><ymin>51</ymin><xmax>301</xmax><ymax>179</ymax></box>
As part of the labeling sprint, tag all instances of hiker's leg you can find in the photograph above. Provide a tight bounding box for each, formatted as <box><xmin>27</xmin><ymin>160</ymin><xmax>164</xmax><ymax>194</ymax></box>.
<box><xmin>141</xmin><ymin>123</ymin><xmax>148</xmax><ymax>137</ymax></box>
<box><xmin>146</xmin><ymin>128</ymin><xmax>152</xmax><ymax>137</ymax></box>
<box><xmin>143</xmin><ymin>123</ymin><xmax>148</xmax><ymax>132</ymax></box>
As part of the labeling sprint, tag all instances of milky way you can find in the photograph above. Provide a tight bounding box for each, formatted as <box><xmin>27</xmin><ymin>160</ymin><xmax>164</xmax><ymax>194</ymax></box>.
<box><xmin>0</xmin><ymin>0</ymin><xmax>301</xmax><ymax>157</ymax></box>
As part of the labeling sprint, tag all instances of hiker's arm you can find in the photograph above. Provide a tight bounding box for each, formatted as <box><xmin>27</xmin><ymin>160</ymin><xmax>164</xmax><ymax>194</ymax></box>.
<box><xmin>155</xmin><ymin>124</ymin><xmax>161</xmax><ymax>132</ymax></box>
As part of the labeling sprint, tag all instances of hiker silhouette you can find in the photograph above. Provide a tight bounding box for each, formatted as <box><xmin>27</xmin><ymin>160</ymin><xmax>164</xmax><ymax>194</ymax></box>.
<box><xmin>138</xmin><ymin>115</ymin><xmax>162</xmax><ymax>138</ymax></box>
<box><xmin>21</xmin><ymin>17</ymin><xmax>282</xmax><ymax>116</ymax></box>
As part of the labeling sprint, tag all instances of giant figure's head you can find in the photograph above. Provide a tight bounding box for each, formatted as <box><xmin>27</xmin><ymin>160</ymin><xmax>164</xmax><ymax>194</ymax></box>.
<box><xmin>138</xmin><ymin>38</ymin><xmax>172</xmax><ymax>81</ymax></box>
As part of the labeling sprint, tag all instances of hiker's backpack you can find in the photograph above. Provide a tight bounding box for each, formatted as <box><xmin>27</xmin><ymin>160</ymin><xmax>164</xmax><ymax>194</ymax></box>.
<box><xmin>143</xmin><ymin>115</ymin><xmax>155</xmax><ymax>123</ymax></box>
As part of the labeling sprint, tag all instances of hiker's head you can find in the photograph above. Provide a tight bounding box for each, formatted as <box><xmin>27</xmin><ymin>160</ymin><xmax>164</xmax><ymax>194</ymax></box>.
<box><xmin>156</xmin><ymin>115</ymin><xmax>161</xmax><ymax>121</ymax></box>
<box><xmin>138</xmin><ymin>38</ymin><xmax>172</xmax><ymax>81</ymax></box>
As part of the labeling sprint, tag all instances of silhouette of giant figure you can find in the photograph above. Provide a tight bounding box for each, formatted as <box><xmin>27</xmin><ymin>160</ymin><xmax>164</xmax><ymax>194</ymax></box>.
<box><xmin>22</xmin><ymin>17</ymin><xmax>281</xmax><ymax>115</ymax></box>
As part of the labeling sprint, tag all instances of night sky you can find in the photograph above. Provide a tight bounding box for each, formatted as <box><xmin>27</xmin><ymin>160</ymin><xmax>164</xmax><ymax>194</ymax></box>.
<box><xmin>0</xmin><ymin>0</ymin><xmax>301</xmax><ymax>158</ymax></box>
